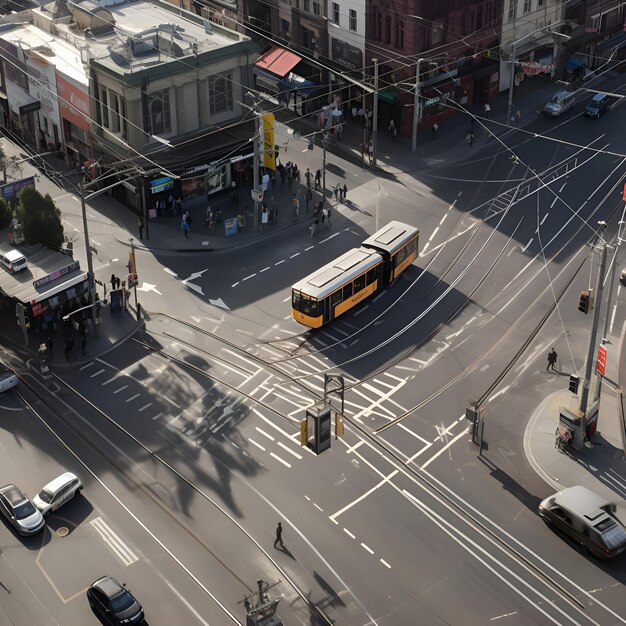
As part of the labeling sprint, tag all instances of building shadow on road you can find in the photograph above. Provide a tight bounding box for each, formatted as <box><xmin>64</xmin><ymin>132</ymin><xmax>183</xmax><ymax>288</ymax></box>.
<box><xmin>478</xmin><ymin>455</ymin><xmax>542</xmax><ymax>512</ymax></box>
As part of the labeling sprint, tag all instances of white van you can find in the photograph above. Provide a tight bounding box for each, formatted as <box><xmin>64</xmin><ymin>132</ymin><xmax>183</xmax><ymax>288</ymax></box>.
<box><xmin>544</xmin><ymin>91</ymin><xmax>576</xmax><ymax>117</ymax></box>
<box><xmin>0</xmin><ymin>249</ymin><xmax>28</xmax><ymax>273</ymax></box>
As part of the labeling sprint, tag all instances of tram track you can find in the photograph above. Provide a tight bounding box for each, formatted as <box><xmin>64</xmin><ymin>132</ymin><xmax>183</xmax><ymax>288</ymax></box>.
<box><xmin>11</xmin><ymin>369</ymin><xmax>335</xmax><ymax>626</ymax></box>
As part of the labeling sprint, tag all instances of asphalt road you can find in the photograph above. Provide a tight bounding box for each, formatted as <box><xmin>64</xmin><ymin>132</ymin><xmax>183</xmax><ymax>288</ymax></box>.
<box><xmin>2</xmin><ymin>76</ymin><xmax>626</xmax><ymax>625</ymax></box>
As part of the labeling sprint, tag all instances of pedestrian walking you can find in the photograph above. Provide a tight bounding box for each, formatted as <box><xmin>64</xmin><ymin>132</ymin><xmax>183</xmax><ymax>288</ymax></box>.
<box><xmin>342</xmin><ymin>183</ymin><xmax>347</xmax><ymax>201</ymax></box>
<box><xmin>292</xmin><ymin>193</ymin><xmax>300</xmax><ymax>218</ymax></box>
<box><xmin>182</xmin><ymin>218</ymin><xmax>189</xmax><ymax>238</ymax></box>
<box><xmin>110</xmin><ymin>273</ymin><xmax>117</xmax><ymax>290</ymax></box>
<box><xmin>389</xmin><ymin>119</ymin><xmax>397</xmax><ymax>143</ymax></box>
<box><xmin>547</xmin><ymin>348</ymin><xmax>558</xmax><ymax>372</ymax></box>
<box><xmin>484</xmin><ymin>103</ymin><xmax>491</xmax><ymax>119</ymax></box>
<box><xmin>310</xmin><ymin>220</ymin><xmax>317</xmax><ymax>237</ymax></box>
<box><xmin>116</xmin><ymin>276</ymin><xmax>121</xmax><ymax>289</ymax></box>
<box><xmin>138</xmin><ymin>217</ymin><xmax>144</xmax><ymax>240</ymax></box>
<box><xmin>466</xmin><ymin>131</ymin><xmax>474</xmax><ymax>148</ymax></box>
<box><xmin>274</xmin><ymin>522</ymin><xmax>284</xmax><ymax>549</ymax></box>
<box><xmin>515</xmin><ymin>110</ymin><xmax>522</xmax><ymax>125</ymax></box>
<box><xmin>315</xmin><ymin>169</ymin><xmax>321</xmax><ymax>190</ymax></box>
<box><xmin>305</xmin><ymin>168</ymin><xmax>312</xmax><ymax>188</ymax></box>
<box><xmin>81</xmin><ymin>334</ymin><xmax>87</xmax><ymax>356</ymax></box>
<box><xmin>334</xmin><ymin>183</ymin><xmax>340</xmax><ymax>201</ymax></box>
<box><xmin>320</xmin><ymin>208</ymin><xmax>325</xmax><ymax>224</ymax></box>
<box><xmin>432</xmin><ymin>123</ymin><xmax>438</xmax><ymax>139</ymax></box>
<box><xmin>261</xmin><ymin>206</ymin><xmax>269</xmax><ymax>229</ymax></box>
<box><xmin>326</xmin><ymin>206</ymin><xmax>332</xmax><ymax>226</ymax></box>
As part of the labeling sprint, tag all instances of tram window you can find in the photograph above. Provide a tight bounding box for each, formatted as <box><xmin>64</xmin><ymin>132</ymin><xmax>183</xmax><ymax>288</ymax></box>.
<box><xmin>292</xmin><ymin>291</ymin><xmax>301</xmax><ymax>311</ymax></box>
<box><xmin>301</xmin><ymin>296</ymin><xmax>318</xmax><ymax>317</ymax></box>
<box><xmin>366</xmin><ymin>268</ymin><xmax>376</xmax><ymax>285</ymax></box>
<box><xmin>396</xmin><ymin>246</ymin><xmax>407</xmax><ymax>264</ymax></box>
<box><xmin>343</xmin><ymin>283</ymin><xmax>353</xmax><ymax>300</ymax></box>
<box><xmin>331</xmin><ymin>290</ymin><xmax>342</xmax><ymax>306</ymax></box>
<box><xmin>408</xmin><ymin>238</ymin><xmax>417</xmax><ymax>255</ymax></box>
<box><xmin>354</xmin><ymin>274</ymin><xmax>365</xmax><ymax>293</ymax></box>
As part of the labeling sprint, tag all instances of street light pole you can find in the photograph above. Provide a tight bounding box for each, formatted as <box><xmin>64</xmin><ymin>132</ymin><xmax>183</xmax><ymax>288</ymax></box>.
<box><xmin>506</xmin><ymin>41</ymin><xmax>516</xmax><ymax>127</ymax></box>
<box><xmin>412</xmin><ymin>58</ymin><xmax>422</xmax><ymax>152</ymax></box>
<box><xmin>253</xmin><ymin>113</ymin><xmax>260</xmax><ymax>231</ymax></box>
<box><xmin>79</xmin><ymin>175</ymin><xmax>97</xmax><ymax>336</ymax></box>
<box><xmin>322</xmin><ymin>132</ymin><xmax>327</xmax><ymax>203</ymax></box>
<box><xmin>372</xmin><ymin>58</ymin><xmax>379</xmax><ymax>168</ymax></box>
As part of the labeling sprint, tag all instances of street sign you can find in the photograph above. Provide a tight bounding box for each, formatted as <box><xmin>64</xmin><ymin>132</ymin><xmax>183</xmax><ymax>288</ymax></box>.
<box><xmin>623</xmin><ymin>183</ymin><xmax>626</xmax><ymax>201</ymax></box>
<box><xmin>596</xmin><ymin>345</ymin><xmax>607</xmax><ymax>376</ymax></box>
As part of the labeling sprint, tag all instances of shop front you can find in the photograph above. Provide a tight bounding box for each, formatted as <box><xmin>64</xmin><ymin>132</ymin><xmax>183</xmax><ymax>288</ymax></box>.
<box><xmin>57</xmin><ymin>72</ymin><xmax>93</xmax><ymax>166</ymax></box>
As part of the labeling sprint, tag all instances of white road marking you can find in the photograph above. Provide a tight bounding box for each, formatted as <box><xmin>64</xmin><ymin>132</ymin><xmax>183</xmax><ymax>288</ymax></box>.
<box><xmin>260</xmin><ymin>267</ymin><xmax>270</xmax><ymax>273</ymax></box>
<box><xmin>277</xmin><ymin>441</ymin><xmax>302</xmax><ymax>459</ymax></box>
<box><xmin>125</xmin><ymin>394</ymin><xmax>140</xmax><ymax>403</ymax></box>
<box><xmin>138</xmin><ymin>403</ymin><xmax>153</xmax><ymax>412</ymax></box>
<box><xmin>113</xmin><ymin>385</ymin><xmax>128</xmax><ymax>394</ymax></box>
<box><xmin>270</xmin><ymin>452</ymin><xmax>291</xmax><ymax>468</ymax></box>
<box><xmin>380</xmin><ymin>559</ymin><xmax>391</xmax><ymax>569</ymax></box>
<box><xmin>304</xmin><ymin>246</ymin><xmax>314</xmax><ymax>251</ymax></box>
<box><xmin>80</xmin><ymin>362</ymin><xmax>94</xmax><ymax>371</ymax></box>
<box><xmin>313</xmin><ymin>502</ymin><xmax>323</xmax><ymax>512</ymax></box>
<box><xmin>160</xmin><ymin>576</ymin><xmax>211</xmax><ymax>626</ymax></box>
<box><xmin>231</xmin><ymin>281</ymin><xmax>240</xmax><ymax>288</ymax></box>
<box><xmin>343</xmin><ymin>528</ymin><xmax>356</xmax><ymax>539</ymax></box>
<box><xmin>249</xmin><ymin>438</ymin><xmax>265</xmax><ymax>451</ymax></box>
<box><xmin>521</xmin><ymin>238</ymin><xmax>533</xmax><ymax>252</ymax></box>
<box><xmin>439</xmin><ymin>214</ymin><xmax>447</xmax><ymax>225</ymax></box>
<box><xmin>428</xmin><ymin>227</ymin><xmax>440</xmax><ymax>242</ymax></box>
<box><xmin>255</xmin><ymin>427</ymin><xmax>275</xmax><ymax>441</ymax></box>
<box><xmin>319</xmin><ymin>232</ymin><xmax>339</xmax><ymax>243</ymax></box>
<box><xmin>289</xmin><ymin>253</ymin><xmax>300</xmax><ymax>258</ymax></box>
<box><xmin>360</xmin><ymin>543</ymin><xmax>374</xmax><ymax>555</ymax></box>
<box><xmin>329</xmin><ymin>471</ymin><xmax>398</xmax><ymax>521</ymax></box>
<box><xmin>242</xmin><ymin>274</ymin><xmax>256</xmax><ymax>281</ymax></box>
<box><xmin>163</xmin><ymin>395</ymin><xmax>182</xmax><ymax>409</ymax></box>
<box><xmin>90</xmin><ymin>517</ymin><xmax>138</xmax><ymax>566</ymax></box>
<box><xmin>275</xmin><ymin>260</ymin><xmax>285</xmax><ymax>265</ymax></box>
<box><xmin>163</xmin><ymin>267</ymin><xmax>178</xmax><ymax>277</ymax></box>
<box><xmin>90</xmin><ymin>369</ymin><xmax>106</xmax><ymax>378</ymax></box>
<box><xmin>151</xmin><ymin>412</ymin><xmax>163</xmax><ymax>421</ymax></box>
<box><xmin>137</xmin><ymin>282</ymin><xmax>162</xmax><ymax>295</ymax></box>
<box><xmin>101</xmin><ymin>375</ymin><xmax>117</xmax><ymax>386</ymax></box>
<box><xmin>420</xmin><ymin>427</ymin><xmax>469</xmax><ymax>470</ymax></box>
<box><xmin>490</xmin><ymin>612</ymin><xmax>518</xmax><ymax>621</ymax></box>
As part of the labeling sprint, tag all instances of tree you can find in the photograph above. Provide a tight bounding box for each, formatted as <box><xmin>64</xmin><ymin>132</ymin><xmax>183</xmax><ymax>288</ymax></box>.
<box><xmin>0</xmin><ymin>197</ymin><xmax>11</xmax><ymax>229</ymax></box>
<box><xmin>0</xmin><ymin>146</ymin><xmax>23</xmax><ymax>184</ymax></box>
<box><xmin>16</xmin><ymin>187</ymin><xmax>64</xmax><ymax>248</ymax></box>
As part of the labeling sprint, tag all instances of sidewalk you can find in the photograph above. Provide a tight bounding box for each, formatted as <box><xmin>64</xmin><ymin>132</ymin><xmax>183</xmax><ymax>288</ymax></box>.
<box><xmin>523</xmin><ymin>321</ymin><xmax>626</xmax><ymax>517</ymax></box>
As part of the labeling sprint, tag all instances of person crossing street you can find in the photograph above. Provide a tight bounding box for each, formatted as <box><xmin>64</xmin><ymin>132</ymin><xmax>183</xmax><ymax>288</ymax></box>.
<box><xmin>547</xmin><ymin>348</ymin><xmax>558</xmax><ymax>372</ymax></box>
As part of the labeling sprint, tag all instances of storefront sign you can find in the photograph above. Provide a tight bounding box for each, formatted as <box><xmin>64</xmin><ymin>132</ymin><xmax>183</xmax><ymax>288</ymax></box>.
<box><xmin>331</xmin><ymin>38</ymin><xmax>363</xmax><ymax>71</ymax></box>
<box><xmin>424</xmin><ymin>97</ymin><xmax>440</xmax><ymax>108</ymax></box>
<box><xmin>596</xmin><ymin>345</ymin><xmax>607</xmax><ymax>376</ymax></box>
<box><xmin>57</xmin><ymin>73</ymin><xmax>90</xmax><ymax>131</ymax></box>
<box><xmin>224</xmin><ymin>216</ymin><xmax>238</xmax><ymax>237</ymax></box>
<box><xmin>520</xmin><ymin>62</ymin><xmax>554</xmax><ymax>75</ymax></box>
<box><xmin>207</xmin><ymin>164</ymin><xmax>227</xmax><ymax>196</ymax></box>
<box><xmin>181</xmin><ymin>175</ymin><xmax>205</xmax><ymax>200</ymax></box>
<box><xmin>33</xmin><ymin>261</ymin><xmax>80</xmax><ymax>289</ymax></box>
<box><xmin>0</xmin><ymin>176</ymin><xmax>36</xmax><ymax>200</ymax></box>
<box><xmin>30</xmin><ymin>301</ymin><xmax>49</xmax><ymax>318</ymax></box>
<box><xmin>150</xmin><ymin>176</ymin><xmax>174</xmax><ymax>194</ymax></box>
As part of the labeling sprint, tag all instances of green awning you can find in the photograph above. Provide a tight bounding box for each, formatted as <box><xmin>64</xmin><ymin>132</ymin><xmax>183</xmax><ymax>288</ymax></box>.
<box><xmin>378</xmin><ymin>89</ymin><xmax>400</xmax><ymax>104</ymax></box>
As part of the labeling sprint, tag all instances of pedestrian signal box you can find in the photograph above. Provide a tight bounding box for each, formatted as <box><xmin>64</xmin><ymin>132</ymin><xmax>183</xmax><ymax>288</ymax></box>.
<box><xmin>578</xmin><ymin>291</ymin><xmax>590</xmax><ymax>314</ymax></box>
<box><xmin>569</xmin><ymin>375</ymin><xmax>580</xmax><ymax>394</ymax></box>
<box><xmin>302</xmin><ymin>404</ymin><xmax>332</xmax><ymax>455</ymax></box>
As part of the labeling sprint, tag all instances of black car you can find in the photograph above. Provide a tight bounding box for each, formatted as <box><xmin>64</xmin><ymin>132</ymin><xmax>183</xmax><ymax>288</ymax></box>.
<box><xmin>87</xmin><ymin>576</ymin><xmax>145</xmax><ymax>624</ymax></box>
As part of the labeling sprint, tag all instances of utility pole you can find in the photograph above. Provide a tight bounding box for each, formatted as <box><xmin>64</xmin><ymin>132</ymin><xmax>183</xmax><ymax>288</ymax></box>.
<box><xmin>371</xmin><ymin>58</ymin><xmax>379</xmax><ymax>168</ymax></box>
<box><xmin>253</xmin><ymin>112</ymin><xmax>260</xmax><ymax>231</ymax></box>
<box><xmin>506</xmin><ymin>41</ymin><xmax>516</xmax><ymax>127</ymax></box>
<box><xmin>128</xmin><ymin>237</ymin><xmax>139</xmax><ymax>319</ymax></box>
<box><xmin>580</xmin><ymin>223</ymin><xmax>608</xmax><ymax>425</ymax></box>
<box><xmin>79</xmin><ymin>175</ymin><xmax>97</xmax><ymax>335</ymax></box>
<box><xmin>411</xmin><ymin>58</ymin><xmax>422</xmax><ymax>152</ymax></box>
<box><xmin>322</xmin><ymin>132</ymin><xmax>328</xmax><ymax>204</ymax></box>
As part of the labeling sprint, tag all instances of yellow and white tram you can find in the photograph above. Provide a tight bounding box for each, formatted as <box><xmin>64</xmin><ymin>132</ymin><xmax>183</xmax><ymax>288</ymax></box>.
<box><xmin>291</xmin><ymin>221</ymin><xmax>419</xmax><ymax>327</ymax></box>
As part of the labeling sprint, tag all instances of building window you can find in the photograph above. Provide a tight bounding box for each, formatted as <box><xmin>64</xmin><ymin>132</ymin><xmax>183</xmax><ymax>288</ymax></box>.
<box><xmin>384</xmin><ymin>15</ymin><xmax>391</xmax><ymax>44</ymax></box>
<box><xmin>538</xmin><ymin>0</ymin><xmax>543</xmax><ymax>5</ymax></box>
<box><xmin>396</xmin><ymin>19</ymin><xmax>405</xmax><ymax>49</ymax></box>
<box><xmin>349</xmin><ymin>9</ymin><xmax>357</xmax><ymax>31</ymax></box>
<box><xmin>376</xmin><ymin>11</ymin><xmax>382</xmax><ymax>40</ymax></box>
<box><xmin>432</xmin><ymin>22</ymin><xmax>442</xmax><ymax>45</ymax></box>
<box><xmin>148</xmin><ymin>90</ymin><xmax>171</xmax><ymax>135</ymax></box>
<box><xmin>476</xmin><ymin>6</ymin><xmax>482</xmax><ymax>28</ymax></box>
<box><xmin>303</xmin><ymin>0</ymin><xmax>310</xmax><ymax>12</ymax></box>
<box><xmin>461</xmin><ymin>13</ymin><xmax>466</xmax><ymax>34</ymax></box>
<box><xmin>332</xmin><ymin>2</ymin><xmax>339</xmax><ymax>24</ymax></box>
<box><xmin>508</xmin><ymin>0</ymin><xmax>518</xmax><ymax>20</ymax></box>
<box><xmin>209</xmin><ymin>72</ymin><xmax>233</xmax><ymax>116</ymax></box>
<box><xmin>313</xmin><ymin>1</ymin><xmax>320</xmax><ymax>15</ymax></box>
<box><xmin>99</xmin><ymin>86</ymin><xmax>109</xmax><ymax>129</ymax></box>
<box><xmin>110</xmin><ymin>91</ymin><xmax>121</xmax><ymax>134</ymax></box>
<box><xmin>523</xmin><ymin>0</ymin><xmax>531</xmax><ymax>14</ymax></box>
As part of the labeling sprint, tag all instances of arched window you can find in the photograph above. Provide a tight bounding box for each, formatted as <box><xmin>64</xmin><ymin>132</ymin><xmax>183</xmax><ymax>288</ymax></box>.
<box><xmin>384</xmin><ymin>15</ymin><xmax>391</xmax><ymax>44</ymax></box>
<box><xmin>148</xmin><ymin>91</ymin><xmax>171</xmax><ymax>135</ymax></box>
<box><xmin>396</xmin><ymin>19</ymin><xmax>405</xmax><ymax>49</ymax></box>
<box><xmin>376</xmin><ymin>11</ymin><xmax>382</xmax><ymax>40</ymax></box>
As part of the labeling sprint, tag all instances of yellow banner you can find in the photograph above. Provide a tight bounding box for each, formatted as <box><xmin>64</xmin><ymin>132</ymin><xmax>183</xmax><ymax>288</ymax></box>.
<box><xmin>262</xmin><ymin>113</ymin><xmax>275</xmax><ymax>170</ymax></box>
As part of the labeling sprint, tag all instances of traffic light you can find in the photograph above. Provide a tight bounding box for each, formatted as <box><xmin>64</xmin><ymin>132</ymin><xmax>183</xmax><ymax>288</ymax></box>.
<box><xmin>578</xmin><ymin>290</ymin><xmax>590</xmax><ymax>314</ymax></box>
<box><xmin>569</xmin><ymin>375</ymin><xmax>580</xmax><ymax>393</ymax></box>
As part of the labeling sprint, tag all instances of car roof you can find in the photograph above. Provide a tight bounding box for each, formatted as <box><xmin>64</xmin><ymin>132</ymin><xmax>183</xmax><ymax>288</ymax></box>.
<box><xmin>553</xmin><ymin>485</ymin><xmax>613</xmax><ymax>519</ymax></box>
<box><xmin>0</xmin><ymin>484</ymin><xmax>27</xmax><ymax>506</ymax></box>
<box><xmin>93</xmin><ymin>576</ymin><xmax>124</xmax><ymax>599</ymax></box>
<box><xmin>591</xmin><ymin>93</ymin><xmax>606</xmax><ymax>101</ymax></box>
<box><xmin>2</xmin><ymin>249</ymin><xmax>25</xmax><ymax>261</ymax></box>
<box><xmin>43</xmin><ymin>472</ymin><xmax>78</xmax><ymax>493</ymax></box>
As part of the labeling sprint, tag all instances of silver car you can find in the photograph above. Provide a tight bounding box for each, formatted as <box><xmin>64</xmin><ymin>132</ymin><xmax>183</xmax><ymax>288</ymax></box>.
<box><xmin>33</xmin><ymin>472</ymin><xmax>83</xmax><ymax>517</ymax></box>
<box><xmin>0</xmin><ymin>484</ymin><xmax>45</xmax><ymax>535</ymax></box>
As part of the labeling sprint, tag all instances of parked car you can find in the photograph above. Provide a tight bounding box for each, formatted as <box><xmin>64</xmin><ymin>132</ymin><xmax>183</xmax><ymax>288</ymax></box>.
<box><xmin>0</xmin><ymin>484</ymin><xmax>45</xmax><ymax>535</ymax></box>
<box><xmin>538</xmin><ymin>485</ymin><xmax>626</xmax><ymax>558</ymax></box>
<box><xmin>584</xmin><ymin>93</ymin><xmax>611</xmax><ymax>118</ymax></box>
<box><xmin>544</xmin><ymin>91</ymin><xmax>576</xmax><ymax>117</ymax></box>
<box><xmin>87</xmin><ymin>576</ymin><xmax>145</xmax><ymax>624</ymax></box>
<box><xmin>0</xmin><ymin>365</ymin><xmax>18</xmax><ymax>393</ymax></box>
<box><xmin>32</xmin><ymin>472</ymin><xmax>82</xmax><ymax>516</ymax></box>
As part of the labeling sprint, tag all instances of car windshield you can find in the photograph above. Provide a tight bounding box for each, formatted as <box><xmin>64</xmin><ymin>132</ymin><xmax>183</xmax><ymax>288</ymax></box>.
<box><xmin>37</xmin><ymin>489</ymin><xmax>53</xmax><ymax>504</ymax></box>
<box><xmin>14</xmin><ymin>501</ymin><xmax>37</xmax><ymax>519</ymax></box>
<box><xmin>110</xmin><ymin>591</ymin><xmax>136</xmax><ymax>613</ymax></box>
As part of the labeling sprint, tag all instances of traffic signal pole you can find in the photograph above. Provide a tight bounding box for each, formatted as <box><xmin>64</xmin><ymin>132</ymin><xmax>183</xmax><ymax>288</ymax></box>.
<box><xmin>580</xmin><ymin>227</ymin><xmax>608</xmax><ymax>420</ymax></box>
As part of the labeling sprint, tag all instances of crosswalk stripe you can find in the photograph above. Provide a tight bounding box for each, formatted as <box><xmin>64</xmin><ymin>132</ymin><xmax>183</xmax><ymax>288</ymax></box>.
<box><xmin>90</xmin><ymin>517</ymin><xmax>138</xmax><ymax>566</ymax></box>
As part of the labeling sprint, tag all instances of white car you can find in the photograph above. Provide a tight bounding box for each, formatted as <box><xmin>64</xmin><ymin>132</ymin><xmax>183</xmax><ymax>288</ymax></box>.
<box><xmin>33</xmin><ymin>472</ymin><xmax>82</xmax><ymax>516</ymax></box>
<box><xmin>0</xmin><ymin>366</ymin><xmax>18</xmax><ymax>393</ymax></box>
